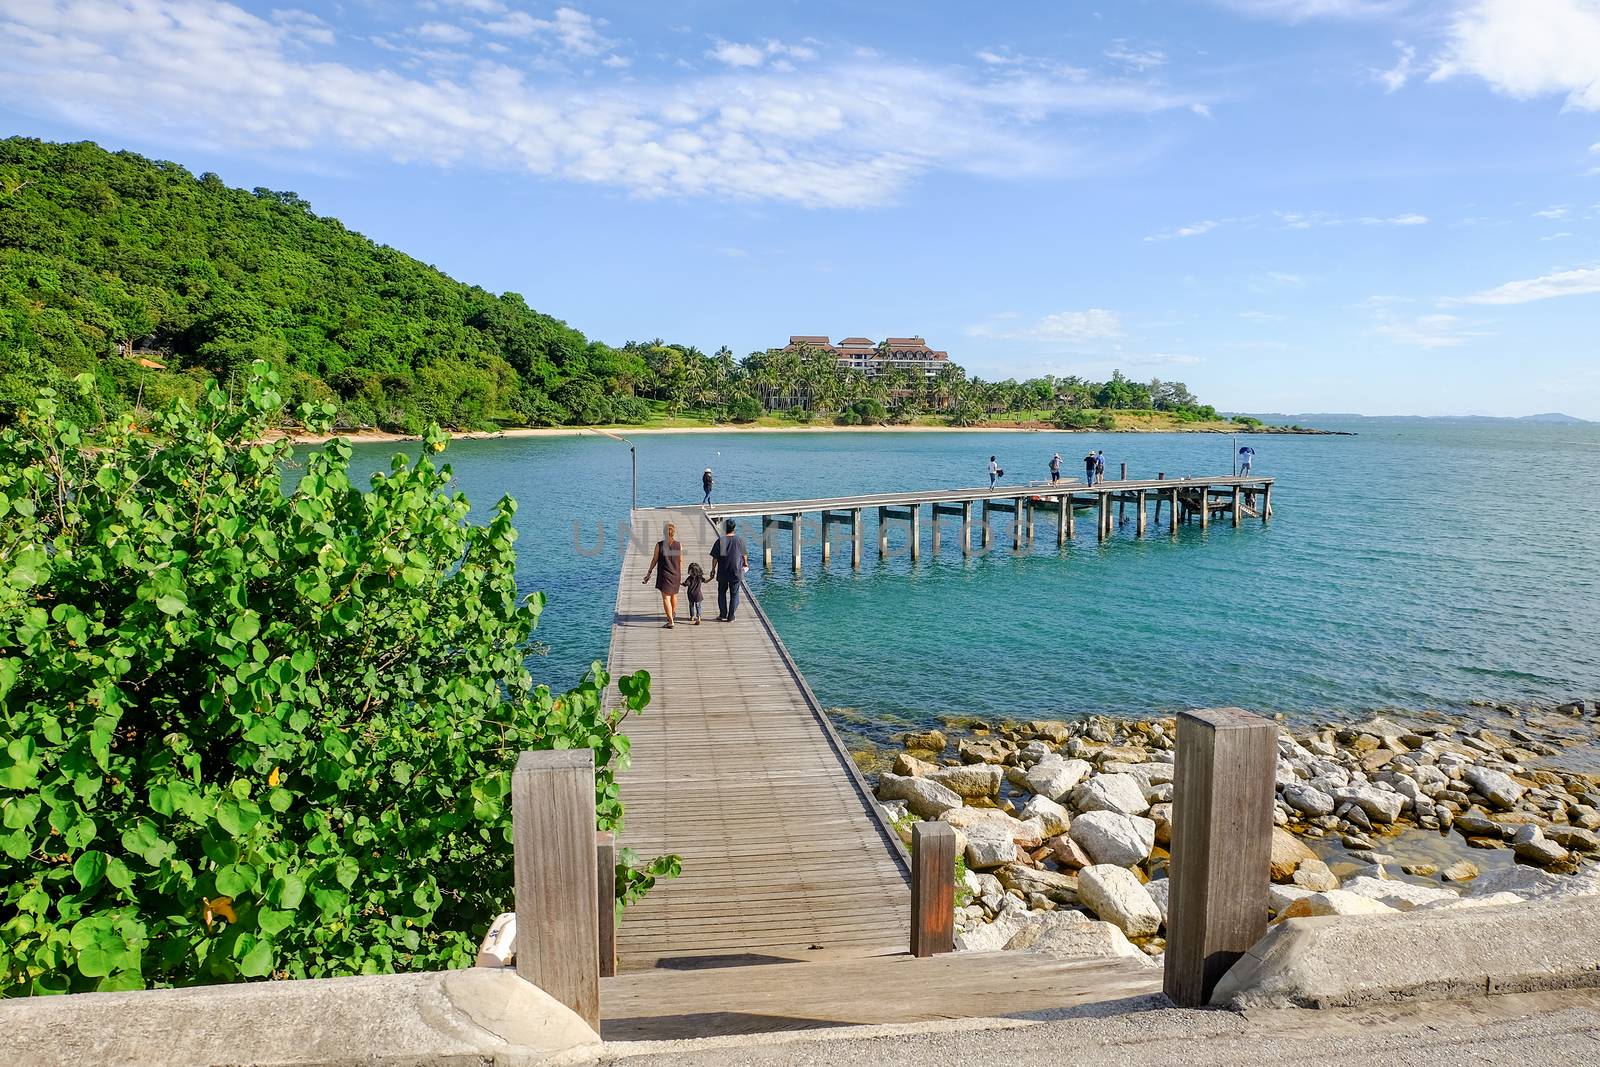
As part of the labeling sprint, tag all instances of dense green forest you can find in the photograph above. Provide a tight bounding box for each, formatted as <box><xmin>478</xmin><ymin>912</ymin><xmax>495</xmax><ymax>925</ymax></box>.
<box><xmin>0</xmin><ymin>138</ymin><xmax>1223</xmax><ymax>432</ymax></box>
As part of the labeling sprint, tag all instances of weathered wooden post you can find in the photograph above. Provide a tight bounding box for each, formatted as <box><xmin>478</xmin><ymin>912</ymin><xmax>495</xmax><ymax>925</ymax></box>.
<box><xmin>761</xmin><ymin>515</ymin><xmax>774</xmax><ymax>568</ymax></box>
<box><xmin>595</xmin><ymin>831</ymin><xmax>616</xmax><ymax>979</ymax></box>
<box><xmin>1164</xmin><ymin>708</ymin><xmax>1276</xmax><ymax>1008</ymax></box>
<box><xmin>1231</xmin><ymin>486</ymin><xmax>1242</xmax><ymax>528</ymax></box>
<box><xmin>1261</xmin><ymin>484</ymin><xmax>1273</xmax><ymax>522</ymax></box>
<box><xmin>851</xmin><ymin>507</ymin><xmax>863</xmax><ymax>569</ymax></box>
<box><xmin>878</xmin><ymin>506</ymin><xmax>890</xmax><ymax>558</ymax></box>
<box><xmin>1026</xmin><ymin>498</ymin><xmax>1035</xmax><ymax>542</ymax></box>
<box><xmin>1169</xmin><ymin>488</ymin><xmax>1180</xmax><ymax>535</ymax></box>
<box><xmin>1098</xmin><ymin>493</ymin><xmax>1110</xmax><ymax>542</ymax></box>
<box><xmin>1056</xmin><ymin>494</ymin><xmax>1068</xmax><ymax>546</ymax></box>
<box><xmin>821</xmin><ymin>512</ymin><xmax>832</xmax><ymax>566</ymax></box>
<box><xmin>512</xmin><ymin>749</ymin><xmax>600</xmax><ymax>1032</ymax></box>
<box><xmin>1136</xmin><ymin>490</ymin><xmax>1147</xmax><ymax>537</ymax></box>
<box><xmin>930</xmin><ymin>505</ymin><xmax>941</xmax><ymax>555</ymax></box>
<box><xmin>1154</xmin><ymin>473</ymin><xmax>1164</xmax><ymax>525</ymax></box>
<box><xmin>1198</xmin><ymin>487</ymin><xmax>1210</xmax><ymax>531</ymax></box>
<box><xmin>910</xmin><ymin>504</ymin><xmax>921</xmax><ymax>561</ymax></box>
<box><xmin>981</xmin><ymin>500</ymin><xmax>992</xmax><ymax>549</ymax></box>
<box><xmin>1118</xmin><ymin>463</ymin><xmax>1128</xmax><ymax>523</ymax></box>
<box><xmin>791</xmin><ymin>512</ymin><xmax>803</xmax><ymax>572</ymax></box>
<box><xmin>961</xmin><ymin>501</ymin><xmax>972</xmax><ymax>555</ymax></box>
<box><xmin>910</xmin><ymin>822</ymin><xmax>956</xmax><ymax>958</ymax></box>
<box><xmin>1065</xmin><ymin>494</ymin><xmax>1076</xmax><ymax>539</ymax></box>
<box><xmin>1013</xmin><ymin>496</ymin><xmax>1025</xmax><ymax>550</ymax></box>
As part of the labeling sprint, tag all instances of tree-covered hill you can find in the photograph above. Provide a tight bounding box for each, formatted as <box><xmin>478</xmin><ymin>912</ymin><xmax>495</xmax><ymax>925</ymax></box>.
<box><xmin>0</xmin><ymin>137</ymin><xmax>648</xmax><ymax>431</ymax></box>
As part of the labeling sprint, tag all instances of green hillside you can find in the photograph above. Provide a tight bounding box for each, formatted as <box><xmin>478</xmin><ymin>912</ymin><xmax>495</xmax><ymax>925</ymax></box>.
<box><xmin>0</xmin><ymin>137</ymin><xmax>648</xmax><ymax>431</ymax></box>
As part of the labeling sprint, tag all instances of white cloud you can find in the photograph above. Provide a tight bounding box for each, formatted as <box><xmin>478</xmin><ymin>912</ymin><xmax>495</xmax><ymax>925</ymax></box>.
<box><xmin>1543</xmin><ymin>231</ymin><xmax>1575</xmax><ymax>240</ymax></box>
<box><xmin>482</xmin><ymin>6</ymin><xmax>613</xmax><ymax>56</ymax></box>
<box><xmin>976</xmin><ymin>49</ymin><xmax>1019</xmax><ymax>66</ymax></box>
<box><xmin>600</xmin><ymin>53</ymin><xmax>630</xmax><ymax>69</ymax></box>
<box><xmin>0</xmin><ymin>0</ymin><xmax>1206</xmax><ymax>209</ymax></box>
<box><xmin>1213</xmin><ymin>0</ymin><xmax>1405</xmax><ymax>20</ymax></box>
<box><xmin>1432</xmin><ymin>0</ymin><xmax>1600</xmax><ymax>111</ymax></box>
<box><xmin>709</xmin><ymin>39</ymin><xmax>819</xmax><ymax>68</ymax></box>
<box><xmin>1359</xmin><ymin>213</ymin><xmax>1428</xmax><ymax>225</ymax></box>
<box><xmin>1146</xmin><ymin>219</ymin><xmax>1219</xmax><ymax>240</ymax></box>
<box><xmin>1105</xmin><ymin>41</ymin><xmax>1166</xmax><ymax>71</ymax></box>
<box><xmin>1534</xmin><ymin>205</ymin><xmax>1571</xmax><ymax>219</ymax></box>
<box><xmin>1374</xmin><ymin>41</ymin><xmax>1415</xmax><ymax>92</ymax></box>
<box><xmin>272</xmin><ymin>8</ymin><xmax>332</xmax><ymax>46</ymax></box>
<box><xmin>969</xmin><ymin>309</ymin><xmax>1125</xmax><ymax>344</ymax></box>
<box><xmin>1454</xmin><ymin>266</ymin><xmax>1600</xmax><ymax>304</ymax></box>
<box><xmin>1275</xmin><ymin>209</ymin><xmax>1341</xmax><ymax>229</ymax></box>
<box><xmin>417</xmin><ymin>21</ymin><xmax>471</xmax><ymax>45</ymax></box>
<box><xmin>1372</xmin><ymin>312</ymin><xmax>1490</xmax><ymax>348</ymax></box>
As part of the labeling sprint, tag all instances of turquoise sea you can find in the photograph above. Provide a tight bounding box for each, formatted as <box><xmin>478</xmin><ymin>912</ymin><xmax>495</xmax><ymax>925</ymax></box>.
<box><xmin>334</xmin><ymin>421</ymin><xmax>1600</xmax><ymax>734</ymax></box>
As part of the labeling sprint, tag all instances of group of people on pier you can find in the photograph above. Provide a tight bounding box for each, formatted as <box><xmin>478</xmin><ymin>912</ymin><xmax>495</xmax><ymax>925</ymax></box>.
<box><xmin>642</xmin><ymin>518</ymin><xmax>749</xmax><ymax>629</ymax></box>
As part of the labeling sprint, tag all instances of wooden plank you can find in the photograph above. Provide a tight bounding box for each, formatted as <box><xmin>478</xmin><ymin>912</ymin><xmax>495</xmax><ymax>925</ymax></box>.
<box><xmin>596</xmin><ymin>831</ymin><xmax>616</xmax><ymax>979</ymax></box>
<box><xmin>910</xmin><ymin>823</ymin><xmax>955</xmax><ymax>957</ymax></box>
<box><xmin>1164</xmin><ymin>707</ymin><xmax>1276</xmax><ymax>1008</ymax></box>
<box><xmin>513</xmin><ymin>749</ymin><xmax>600</xmax><ymax>1032</ymax></box>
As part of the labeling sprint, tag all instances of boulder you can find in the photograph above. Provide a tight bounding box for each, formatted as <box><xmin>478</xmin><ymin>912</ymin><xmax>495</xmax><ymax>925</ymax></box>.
<box><xmin>1547</xmin><ymin>825</ymin><xmax>1600</xmax><ymax>853</ymax></box>
<box><xmin>1069</xmin><ymin>810</ymin><xmax>1156</xmax><ymax>868</ymax></box>
<box><xmin>1278</xmin><ymin>890</ymin><xmax>1400</xmax><ymax>919</ymax></box>
<box><xmin>1339</xmin><ymin>875</ymin><xmax>1457</xmax><ymax>911</ymax></box>
<box><xmin>1269</xmin><ymin>827</ymin><xmax>1317</xmax><ymax>882</ymax></box>
<box><xmin>963</xmin><ymin>824</ymin><xmax>1019</xmax><ymax>870</ymax></box>
<box><xmin>901</xmin><ymin>729</ymin><xmax>947</xmax><ymax>753</ymax></box>
<box><xmin>1019</xmin><ymin>795</ymin><xmax>1070</xmax><ymax>837</ymax></box>
<box><xmin>1512</xmin><ymin>825</ymin><xmax>1571</xmax><ymax>867</ymax></box>
<box><xmin>1332</xmin><ymin>784</ymin><xmax>1403</xmax><ymax>824</ymax></box>
<box><xmin>1282</xmin><ymin>783</ymin><xmax>1335</xmax><ymax>817</ymax></box>
<box><xmin>1463</xmin><ymin>766</ymin><xmax>1524</xmax><ymax>809</ymax></box>
<box><xmin>1269</xmin><ymin>883</ymin><xmax>1316</xmax><ymax>912</ymax></box>
<box><xmin>1045</xmin><ymin>835</ymin><xmax>1092</xmax><ymax>870</ymax></box>
<box><xmin>1002</xmin><ymin>910</ymin><xmax>1152</xmax><ymax>965</ymax></box>
<box><xmin>1077</xmin><ymin>864</ymin><xmax>1162</xmax><ymax>938</ymax></box>
<box><xmin>995</xmin><ymin>863</ymin><xmax>1077</xmax><ymax>904</ymax></box>
<box><xmin>1148</xmin><ymin>802</ymin><xmax>1173</xmax><ymax>846</ymax></box>
<box><xmin>876</xmin><ymin>773</ymin><xmax>962</xmax><ymax>819</ymax></box>
<box><xmin>892</xmin><ymin>752</ymin><xmax>936</xmax><ymax>777</ymax></box>
<box><xmin>1071</xmin><ymin>773</ymin><xmax>1151</xmax><ymax>816</ymax></box>
<box><xmin>954</xmin><ymin>911</ymin><xmax>1031</xmax><ymax>952</ymax></box>
<box><xmin>1145</xmin><ymin>877</ymin><xmax>1170</xmax><ymax>923</ymax></box>
<box><xmin>1027</xmin><ymin>721</ymin><xmax>1072</xmax><ymax>745</ymax></box>
<box><xmin>958</xmin><ymin>738</ymin><xmax>1014</xmax><ymax>765</ymax></box>
<box><xmin>1021</xmin><ymin>758</ymin><xmax>1092</xmax><ymax>801</ymax></box>
<box><xmin>1440</xmin><ymin>860</ymin><xmax>1479</xmax><ymax>883</ymax></box>
<box><xmin>1452</xmin><ymin>810</ymin><xmax>1503</xmax><ymax>838</ymax></box>
<box><xmin>938</xmin><ymin>807</ymin><xmax>1027</xmax><ymax>834</ymax></box>
<box><xmin>925</xmin><ymin>763</ymin><xmax>1002</xmax><ymax>800</ymax></box>
<box><xmin>1291</xmin><ymin>858</ymin><xmax>1339</xmax><ymax>893</ymax></box>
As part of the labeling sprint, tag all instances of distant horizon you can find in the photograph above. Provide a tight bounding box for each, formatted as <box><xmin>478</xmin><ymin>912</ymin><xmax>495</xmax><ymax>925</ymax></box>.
<box><xmin>1228</xmin><ymin>410</ymin><xmax>1594</xmax><ymax>424</ymax></box>
<box><xmin>3</xmin><ymin>1</ymin><xmax>1599</xmax><ymax>417</ymax></box>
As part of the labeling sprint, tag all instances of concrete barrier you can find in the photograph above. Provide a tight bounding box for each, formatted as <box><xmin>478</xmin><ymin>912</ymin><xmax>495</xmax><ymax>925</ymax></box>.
<box><xmin>1213</xmin><ymin>896</ymin><xmax>1600</xmax><ymax>1009</ymax></box>
<box><xmin>0</xmin><ymin>968</ymin><xmax>601</xmax><ymax>1067</ymax></box>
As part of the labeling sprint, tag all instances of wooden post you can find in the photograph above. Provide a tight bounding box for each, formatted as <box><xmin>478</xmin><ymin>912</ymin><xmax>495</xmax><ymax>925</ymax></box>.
<box><xmin>1231</xmin><ymin>486</ymin><xmax>1241</xmax><ymax>528</ymax></box>
<box><xmin>761</xmin><ymin>516</ymin><xmax>773</xmax><ymax>568</ymax></box>
<box><xmin>910</xmin><ymin>822</ymin><xmax>956</xmax><ymax>958</ymax></box>
<box><xmin>1013</xmin><ymin>496</ymin><xmax>1025</xmax><ymax>550</ymax></box>
<box><xmin>981</xmin><ymin>501</ymin><xmax>992</xmax><ymax>549</ymax></box>
<box><xmin>1169</xmin><ymin>488</ymin><xmax>1180</xmax><ymax>535</ymax></box>
<box><xmin>1098</xmin><ymin>493</ymin><xmax>1110</xmax><ymax>542</ymax></box>
<box><xmin>595</xmin><ymin>831</ymin><xmax>616</xmax><ymax>979</ymax></box>
<box><xmin>1120</xmin><ymin>461</ymin><xmax>1128</xmax><ymax>481</ymax></box>
<box><xmin>791</xmin><ymin>512</ymin><xmax>803</xmax><ymax>571</ymax></box>
<box><xmin>962</xmin><ymin>501</ymin><xmax>972</xmax><ymax>556</ymax></box>
<box><xmin>1056</xmin><ymin>495</ymin><xmax>1068</xmax><ymax>546</ymax></box>
<box><xmin>1154</xmin><ymin>476</ymin><xmax>1164</xmax><ymax>526</ymax></box>
<box><xmin>821</xmin><ymin>512</ymin><xmax>832</xmax><ymax>566</ymax></box>
<box><xmin>1136</xmin><ymin>490</ymin><xmax>1147</xmax><ymax>537</ymax></box>
<box><xmin>1026</xmin><ymin>498</ymin><xmax>1035</xmax><ymax>542</ymax></box>
<box><xmin>878</xmin><ymin>506</ymin><xmax>889</xmax><ymax>558</ymax></box>
<box><xmin>910</xmin><ymin>504</ymin><xmax>921</xmax><ymax>561</ymax></box>
<box><xmin>512</xmin><ymin>750</ymin><xmax>600</xmax><ymax>1032</ymax></box>
<box><xmin>1198</xmin><ymin>487</ymin><xmax>1210</xmax><ymax>531</ymax></box>
<box><xmin>1119</xmin><ymin>463</ymin><xmax>1128</xmax><ymax>524</ymax></box>
<box><xmin>852</xmin><ymin>508</ymin><xmax>863</xmax><ymax>569</ymax></box>
<box><xmin>1262</xmin><ymin>484</ymin><xmax>1272</xmax><ymax>522</ymax></box>
<box><xmin>1065</xmin><ymin>495</ymin><xmax>1075</xmax><ymax>538</ymax></box>
<box><xmin>1164</xmin><ymin>708</ymin><xmax>1277</xmax><ymax>1008</ymax></box>
<box><xmin>930</xmin><ymin>505</ymin><xmax>941</xmax><ymax>555</ymax></box>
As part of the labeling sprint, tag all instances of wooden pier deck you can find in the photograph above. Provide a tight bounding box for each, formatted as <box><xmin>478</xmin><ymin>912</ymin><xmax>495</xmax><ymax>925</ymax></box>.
<box><xmin>607</xmin><ymin>507</ymin><xmax>910</xmax><ymax>972</ymax></box>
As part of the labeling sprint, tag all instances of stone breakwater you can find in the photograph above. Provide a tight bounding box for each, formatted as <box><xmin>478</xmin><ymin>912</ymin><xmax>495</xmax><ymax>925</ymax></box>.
<box><xmin>870</xmin><ymin>709</ymin><xmax>1600</xmax><ymax>964</ymax></box>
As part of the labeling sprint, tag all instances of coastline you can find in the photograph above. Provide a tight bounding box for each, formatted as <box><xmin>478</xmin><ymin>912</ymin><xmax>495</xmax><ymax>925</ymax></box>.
<box><xmin>269</xmin><ymin>421</ymin><xmax>1348</xmax><ymax>447</ymax></box>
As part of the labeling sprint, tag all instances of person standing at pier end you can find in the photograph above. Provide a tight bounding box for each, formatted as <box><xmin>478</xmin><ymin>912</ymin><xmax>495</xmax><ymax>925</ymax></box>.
<box><xmin>1238</xmin><ymin>446</ymin><xmax>1255</xmax><ymax>476</ymax></box>
<box><xmin>1084</xmin><ymin>450</ymin><xmax>1097</xmax><ymax>486</ymax></box>
<box><xmin>988</xmin><ymin>455</ymin><xmax>1000</xmax><ymax>488</ymax></box>
<box><xmin>702</xmin><ymin>467</ymin><xmax>714</xmax><ymax>506</ymax></box>
<box><xmin>710</xmin><ymin>518</ymin><xmax>748</xmax><ymax>622</ymax></box>
<box><xmin>642</xmin><ymin>522</ymin><xmax>683</xmax><ymax>629</ymax></box>
<box><xmin>1095</xmin><ymin>451</ymin><xmax>1106</xmax><ymax>485</ymax></box>
<box><xmin>1049</xmin><ymin>452</ymin><xmax>1062</xmax><ymax>484</ymax></box>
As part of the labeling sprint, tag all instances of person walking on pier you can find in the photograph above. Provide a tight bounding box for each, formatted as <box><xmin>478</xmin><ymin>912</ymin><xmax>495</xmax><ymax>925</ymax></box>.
<box><xmin>1083</xmin><ymin>449</ymin><xmax>1097</xmax><ymax>486</ymax></box>
<box><xmin>642</xmin><ymin>522</ymin><xmax>684</xmax><ymax>629</ymax></box>
<box><xmin>710</xmin><ymin>518</ymin><xmax>748</xmax><ymax>622</ymax></box>
<box><xmin>1049</xmin><ymin>452</ymin><xmax>1062</xmax><ymax>484</ymax></box>
<box><xmin>1095</xmin><ymin>451</ymin><xmax>1106</xmax><ymax>485</ymax></box>
<box><xmin>1238</xmin><ymin>445</ymin><xmax>1255</xmax><ymax>476</ymax></box>
<box><xmin>682</xmin><ymin>562</ymin><xmax>707</xmax><ymax>625</ymax></box>
<box><xmin>702</xmin><ymin>467</ymin><xmax>714</xmax><ymax>506</ymax></box>
<box><xmin>988</xmin><ymin>455</ymin><xmax>1000</xmax><ymax>489</ymax></box>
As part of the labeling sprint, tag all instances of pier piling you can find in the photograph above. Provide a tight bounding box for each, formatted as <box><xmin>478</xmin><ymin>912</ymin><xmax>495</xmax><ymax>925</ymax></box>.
<box><xmin>1136</xmin><ymin>490</ymin><xmax>1147</xmax><ymax>537</ymax></box>
<box><xmin>961</xmin><ymin>501</ymin><xmax>972</xmax><ymax>555</ymax></box>
<box><xmin>910</xmin><ymin>504</ymin><xmax>921</xmax><ymax>561</ymax></box>
<box><xmin>910</xmin><ymin>822</ymin><xmax>956</xmax><ymax>958</ymax></box>
<box><xmin>852</xmin><ymin>507</ymin><xmax>863</xmax><ymax>569</ymax></box>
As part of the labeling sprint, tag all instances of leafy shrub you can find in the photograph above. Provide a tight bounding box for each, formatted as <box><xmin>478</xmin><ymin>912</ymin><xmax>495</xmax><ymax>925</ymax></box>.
<box><xmin>726</xmin><ymin>395</ymin><xmax>763</xmax><ymax>423</ymax></box>
<box><xmin>1051</xmin><ymin>408</ymin><xmax>1114</xmax><ymax>430</ymax></box>
<box><xmin>0</xmin><ymin>364</ymin><xmax>674</xmax><ymax>995</ymax></box>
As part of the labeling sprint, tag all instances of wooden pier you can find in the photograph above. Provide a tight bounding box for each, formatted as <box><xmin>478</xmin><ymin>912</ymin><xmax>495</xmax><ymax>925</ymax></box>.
<box><xmin>703</xmin><ymin>475</ymin><xmax>1273</xmax><ymax>571</ymax></box>
<box><xmin>606</xmin><ymin>507</ymin><xmax>910</xmax><ymax>972</ymax></box>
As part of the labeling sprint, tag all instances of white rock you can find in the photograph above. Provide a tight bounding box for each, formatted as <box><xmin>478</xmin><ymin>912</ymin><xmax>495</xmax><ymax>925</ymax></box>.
<box><xmin>1463</xmin><ymin>766</ymin><xmax>1524</xmax><ymax>809</ymax></box>
<box><xmin>1468</xmin><ymin>863</ymin><xmax>1600</xmax><ymax>901</ymax></box>
<box><xmin>877</xmin><ymin>801</ymin><xmax>908</xmax><ymax>824</ymax></box>
<box><xmin>925</xmin><ymin>763</ymin><xmax>1002</xmax><ymax>800</ymax></box>
<box><xmin>963</xmin><ymin>824</ymin><xmax>1019</xmax><ymax>870</ymax></box>
<box><xmin>1022</xmin><ymin>758</ymin><xmax>1093</xmax><ymax>801</ymax></box>
<box><xmin>1282</xmin><ymin>783</ymin><xmax>1335</xmax><ymax>817</ymax></box>
<box><xmin>1339</xmin><ymin>875</ymin><xmax>1457</xmax><ymax>911</ymax></box>
<box><xmin>1145</xmin><ymin>877</ymin><xmax>1170</xmax><ymax>923</ymax></box>
<box><xmin>1279</xmin><ymin>889</ymin><xmax>1400</xmax><ymax>918</ymax></box>
<box><xmin>954</xmin><ymin>911</ymin><xmax>1031</xmax><ymax>952</ymax></box>
<box><xmin>1071</xmin><ymin>773</ymin><xmax>1151</xmax><ymax>816</ymax></box>
<box><xmin>1332</xmin><ymin>783</ymin><xmax>1403</xmax><ymax>824</ymax></box>
<box><xmin>1077</xmin><ymin>865</ymin><xmax>1162</xmax><ymax>938</ymax></box>
<box><xmin>1269</xmin><ymin>884</ymin><xmax>1315</xmax><ymax>912</ymax></box>
<box><xmin>1019</xmin><ymin>795</ymin><xmax>1070</xmax><ymax>837</ymax></box>
<box><xmin>877</xmin><ymin>773</ymin><xmax>962</xmax><ymax>819</ymax></box>
<box><xmin>938</xmin><ymin>807</ymin><xmax>1028</xmax><ymax>834</ymax></box>
<box><xmin>1417</xmin><ymin>891</ymin><xmax>1525</xmax><ymax>910</ymax></box>
<box><xmin>1069</xmin><ymin>810</ymin><xmax>1157</xmax><ymax>868</ymax></box>
<box><xmin>1002</xmin><ymin>910</ymin><xmax>1154</xmax><ymax>966</ymax></box>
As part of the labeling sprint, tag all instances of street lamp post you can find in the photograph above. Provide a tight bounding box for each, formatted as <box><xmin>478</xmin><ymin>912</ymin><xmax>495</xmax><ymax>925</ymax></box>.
<box><xmin>597</xmin><ymin>430</ymin><xmax>636</xmax><ymax>512</ymax></box>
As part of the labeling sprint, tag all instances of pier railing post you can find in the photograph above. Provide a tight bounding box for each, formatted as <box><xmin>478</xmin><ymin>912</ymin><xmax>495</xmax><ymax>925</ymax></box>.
<box><xmin>512</xmin><ymin>749</ymin><xmax>600</xmax><ymax>1032</ymax></box>
<box><xmin>791</xmin><ymin>512</ymin><xmax>803</xmax><ymax>572</ymax></box>
<box><xmin>910</xmin><ymin>822</ymin><xmax>956</xmax><ymax>958</ymax></box>
<box><xmin>761</xmin><ymin>515</ymin><xmax>774</xmax><ymax>568</ymax></box>
<box><xmin>851</xmin><ymin>507</ymin><xmax>863</xmax><ymax>569</ymax></box>
<box><xmin>1164</xmin><ymin>709</ymin><xmax>1276</xmax><ymax>1008</ymax></box>
<box><xmin>910</xmin><ymin>503</ymin><xmax>921</xmax><ymax>561</ymax></box>
<box><xmin>962</xmin><ymin>501</ymin><xmax>972</xmax><ymax>555</ymax></box>
<box><xmin>878</xmin><ymin>506</ymin><xmax>889</xmax><ymax>558</ymax></box>
<box><xmin>821</xmin><ymin>512</ymin><xmax>833</xmax><ymax>566</ymax></box>
<box><xmin>595</xmin><ymin>830</ymin><xmax>616</xmax><ymax>979</ymax></box>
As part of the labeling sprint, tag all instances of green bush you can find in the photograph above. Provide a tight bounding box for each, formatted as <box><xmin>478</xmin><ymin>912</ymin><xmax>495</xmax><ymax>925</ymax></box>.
<box><xmin>0</xmin><ymin>364</ymin><xmax>674</xmax><ymax>995</ymax></box>
<box><xmin>1051</xmin><ymin>408</ymin><xmax>1114</xmax><ymax>430</ymax></box>
<box><xmin>726</xmin><ymin>395</ymin><xmax>763</xmax><ymax>423</ymax></box>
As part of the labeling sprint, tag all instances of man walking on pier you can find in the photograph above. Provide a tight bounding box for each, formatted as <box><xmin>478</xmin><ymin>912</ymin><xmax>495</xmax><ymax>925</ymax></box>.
<box><xmin>988</xmin><ymin>455</ymin><xmax>1000</xmax><ymax>488</ymax></box>
<box><xmin>702</xmin><ymin>467</ymin><xmax>714</xmax><ymax>506</ymax></box>
<box><xmin>1049</xmin><ymin>452</ymin><xmax>1062</xmax><ymax>484</ymax></box>
<box><xmin>710</xmin><ymin>518</ymin><xmax>748</xmax><ymax>622</ymax></box>
<box><xmin>1084</xmin><ymin>450</ymin><xmax>1096</xmax><ymax>486</ymax></box>
<box><xmin>1095</xmin><ymin>451</ymin><xmax>1106</xmax><ymax>485</ymax></box>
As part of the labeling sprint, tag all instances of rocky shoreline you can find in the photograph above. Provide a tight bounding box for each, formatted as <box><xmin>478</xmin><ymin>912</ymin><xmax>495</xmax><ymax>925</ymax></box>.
<box><xmin>869</xmin><ymin>705</ymin><xmax>1600</xmax><ymax>964</ymax></box>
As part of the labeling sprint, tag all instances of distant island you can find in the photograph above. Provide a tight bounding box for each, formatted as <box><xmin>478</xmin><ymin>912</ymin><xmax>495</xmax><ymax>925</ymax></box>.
<box><xmin>0</xmin><ymin>138</ymin><xmax>1316</xmax><ymax>438</ymax></box>
<box><xmin>1232</xmin><ymin>412</ymin><xmax>1592</xmax><ymax>425</ymax></box>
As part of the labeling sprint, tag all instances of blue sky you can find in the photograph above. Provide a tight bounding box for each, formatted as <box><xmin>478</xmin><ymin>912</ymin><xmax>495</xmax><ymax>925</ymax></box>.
<box><xmin>2</xmin><ymin>0</ymin><xmax>1599</xmax><ymax>417</ymax></box>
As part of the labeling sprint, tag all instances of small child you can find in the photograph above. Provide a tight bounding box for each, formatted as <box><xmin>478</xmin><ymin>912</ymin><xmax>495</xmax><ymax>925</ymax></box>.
<box><xmin>682</xmin><ymin>562</ymin><xmax>706</xmax><ymax>625</ymax></box>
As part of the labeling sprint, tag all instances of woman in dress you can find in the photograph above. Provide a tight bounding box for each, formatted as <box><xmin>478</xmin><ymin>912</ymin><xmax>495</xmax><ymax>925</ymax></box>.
<box><xmin>642</xmin><ymin>522</ymin><xmax>683</xmax><ymax>628</ymax></box>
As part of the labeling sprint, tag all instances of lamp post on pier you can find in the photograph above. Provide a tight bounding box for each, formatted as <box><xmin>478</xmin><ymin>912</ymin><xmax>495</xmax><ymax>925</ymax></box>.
<box><xmin>596</xmin><ymin>429</ymin><xmax>636</xmax><ymax>512</ymax></box>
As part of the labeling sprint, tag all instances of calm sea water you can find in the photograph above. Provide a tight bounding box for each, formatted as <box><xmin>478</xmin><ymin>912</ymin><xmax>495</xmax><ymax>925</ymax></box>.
<box><xmin>326</xmin><ymin>421</ymin><xmax>1600</xmax><ymax>734</ymax></box>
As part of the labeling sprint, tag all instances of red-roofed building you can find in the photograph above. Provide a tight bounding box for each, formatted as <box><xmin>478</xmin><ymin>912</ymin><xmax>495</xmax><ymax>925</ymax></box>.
<box><xmin>784</xmin><ymin>334</ymin><xmax>951</xmax><ymax>378</ymax></box>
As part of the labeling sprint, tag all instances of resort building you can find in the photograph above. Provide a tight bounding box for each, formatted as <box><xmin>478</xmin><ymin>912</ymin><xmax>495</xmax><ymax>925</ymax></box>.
<box><xmin>784</xmin><ymin>335</ymin><xmax>952</xmax><ymax>378</ymax></box>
